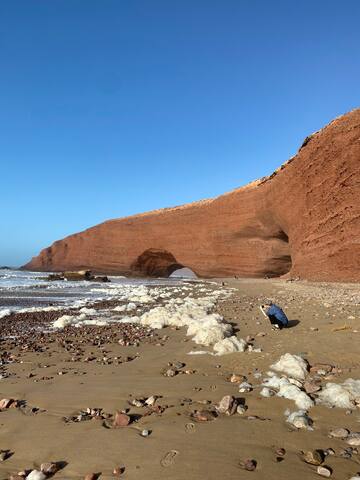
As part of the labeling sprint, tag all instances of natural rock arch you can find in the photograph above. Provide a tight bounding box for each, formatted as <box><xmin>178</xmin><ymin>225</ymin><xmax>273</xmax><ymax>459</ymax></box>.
<box><xmin>131</xmin><ymin>248</ymin><xmax>184</xmax><ymax>277</ymax></box>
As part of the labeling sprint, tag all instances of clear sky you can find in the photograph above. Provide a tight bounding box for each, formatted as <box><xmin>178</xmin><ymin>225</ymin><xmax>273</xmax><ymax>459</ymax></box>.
<box><xmin>1</xmin><ymin>1</ymin><xmax>359</xmax><ymax>266</ymax></box>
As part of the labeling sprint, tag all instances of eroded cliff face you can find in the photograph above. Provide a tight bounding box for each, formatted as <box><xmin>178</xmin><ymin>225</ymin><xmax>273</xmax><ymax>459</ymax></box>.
<box><xmin>24</xmin><ymin>109</ymin><xmax>360</xmax><ymax>281</ymax></box>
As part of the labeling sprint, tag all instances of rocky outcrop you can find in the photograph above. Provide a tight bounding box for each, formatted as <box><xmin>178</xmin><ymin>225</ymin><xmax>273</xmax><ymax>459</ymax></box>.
<box><xmin>24</xmin><ymin>109</ymin><xmax>360</xmax><ymax>281</ymax></box>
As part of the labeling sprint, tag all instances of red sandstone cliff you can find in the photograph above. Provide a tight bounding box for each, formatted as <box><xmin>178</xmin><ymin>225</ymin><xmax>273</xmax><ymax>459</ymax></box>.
<box><xmin>24</xmin><ymin>109</ymin><xmax>360</xmax><ymax>281</ymax></box>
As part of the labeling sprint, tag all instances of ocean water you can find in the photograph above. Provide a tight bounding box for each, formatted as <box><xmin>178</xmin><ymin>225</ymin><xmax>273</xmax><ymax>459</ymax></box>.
<box><xmin>0</xmin><ymin>269</ymin><xmax>179</xmax><ymax>313</ymax></box>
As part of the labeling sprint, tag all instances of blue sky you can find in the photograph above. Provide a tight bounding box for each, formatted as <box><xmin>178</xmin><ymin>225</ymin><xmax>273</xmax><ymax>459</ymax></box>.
<box><xmin>1</xmin><ymin>1</ymin><xmax>359</xmax><ymax>266</ymax></box>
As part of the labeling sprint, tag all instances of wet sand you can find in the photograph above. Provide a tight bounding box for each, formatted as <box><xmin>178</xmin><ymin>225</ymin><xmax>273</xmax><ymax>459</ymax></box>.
<box><xmin>0</xmin><ymin>278</ymin><xmax>359</xmax><ymax>480</ymax></box>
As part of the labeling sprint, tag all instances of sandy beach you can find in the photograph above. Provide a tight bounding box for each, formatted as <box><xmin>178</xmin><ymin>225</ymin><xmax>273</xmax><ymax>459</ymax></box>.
<box><xmin>0</xmin><ymin>277</ymin><xmax>359</xmax><ymax>479</ymax></box>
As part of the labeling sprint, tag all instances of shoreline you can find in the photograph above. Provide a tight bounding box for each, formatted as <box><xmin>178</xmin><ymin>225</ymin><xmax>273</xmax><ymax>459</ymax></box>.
<box><xmin>0</xmin><ymin>278</ymin><xmax>359</xmax><ymax>479</ymax></box>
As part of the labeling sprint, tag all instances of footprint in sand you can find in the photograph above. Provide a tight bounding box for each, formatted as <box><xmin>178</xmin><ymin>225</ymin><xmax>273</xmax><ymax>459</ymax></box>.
<box><xmin>185</xmin><ymin>422</ymin><xmax>196</xmax><ymax>433</ymax></box>
<box><xmin>160</xmin><ymin>450</ymin><xmax>179</xmax><ymax>467</ymax></box>
<box><xmin>209</xmin><ymin>384</ymin><xmax>217</xmax><ymax>391</ymax></box>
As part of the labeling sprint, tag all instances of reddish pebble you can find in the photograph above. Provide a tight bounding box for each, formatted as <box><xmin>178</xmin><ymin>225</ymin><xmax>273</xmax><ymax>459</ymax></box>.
<box><xmin>113</xmin><ymin>411</ymin><xmax>131</xmax><ymax>427</ymax></box>
<box><xmin>84</xmin><ymin>474</ymin><xmax>97</xmax><ymax>480</ymax></box>
<box><xmin>112</xmin><ymin>467</ymin><xmax>124</xmax><ymax>476</ymax></box>
<box><xmin>241</xmin><ymin>459</ymin><xmax>257</xmax><ymax>471</ymax></box>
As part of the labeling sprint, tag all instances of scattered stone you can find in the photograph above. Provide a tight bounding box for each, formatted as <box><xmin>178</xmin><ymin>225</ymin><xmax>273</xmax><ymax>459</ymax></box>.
<box><xmin>173</xmin><ymin>361</ymin><xmax>185</xmax><ymax>369</ymax></box>
<box><xmin>287</xmin><ymin>410</ymin><xmax>313</xmax><ymax>429</ymax></box>
<box><xmin>317</xmin><ymin>466</ymin><xmax>332</xmax><ymax>477</ymax></box>
<box><xmin>275</xmin><ymin>448</ymin><xmax>286</xmax><ymax>457</ymax></box>
<box><xmin>84</xmin><ymin>474</ymin><xmax>97</xmax><ymax>480</ymax></box>
<box><xmin>347</xmin><ymin>433</ymin><xmax>360</xmax><ymax>446</ymax></box>
<box><xmin>302</xmin><ymin>450</ymin><xmax>325</xmax><ymax>466</ymax></box>
<box><xmin>216</xmin><ymin>395</ymin><xmax>237</xmax><ymax>415</ymax></box>
<box><xmin>324</xmin><ymin>448</ymin><xmax>335</xmax><ymax>456</ymax></box>
<box><xmin>113</xmin><ymin>411</ymin><xmax>131</xmax><ymax>427</ymax></box>
<box><xmin>145</xmin><ymin>395</ymin><xmax>157</xmax><ymax>406</ymax></box>
<box><xmin>40</xmin><ymin>463</ymin><xmax>58</xmax><ymax>475</ymax></box>
<box><xmin>239</xmin><ymin>382</ymin><xmax>253</xmax><ymax>393</ymax></box>
<box><xmin>164</xmin><ymin>368</ymin><xmax>177</xmax><ymax>377</ymax></box>
<box><xmin>0</xmin><ymin>398</ymin><xmax>14</xmax><ymax>409</ymax></box>
<box><xmin>0</xmin><ymin>450</ymin><xmax>9</xmax><ymax>462</ymax></box>
<box><xmin>140</xmin><ymin>429</ymin><xmax>150</xmax><ymax>437</ymax></box>
<box><xmin>328</xmin><ymin>427</ymin><xmax>349</xmax><ymax>439</ymax></box>
<box><xmin>240</xmin><ymin>459</ymin><xmax>257</xmax><ymax>471</ymax></box>
<box><xmin>310</xmin><ymin>364</ymin><xmax>333</xmax><ymax>375</ymax></box>
<box><xmin>229</xmin><ymin>374</ymin><xmax>246</xmax><ymax>383</ymax></box>
<box><xmin>112</xmin><ymin>467</ymin><xmax>124</xmax><ymax>476</ymax></box>
<box><xmin>304</xmin><ymin>379</ymin><xmax>321</xmax><ymax>394</ymax></box>
<box><xmin>236</xmin><ymin>405</ymin><xmax>247</xmax><ymax>415</ymax></box>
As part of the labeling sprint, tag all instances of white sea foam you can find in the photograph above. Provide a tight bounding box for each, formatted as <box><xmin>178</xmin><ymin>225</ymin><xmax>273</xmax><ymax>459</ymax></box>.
<box><xmin>262</xmin><ymin>353</ymin><xmax>360</xmax><ymax>411</ymax></box>
<box><xmin>0</xmin><ymin>309</ymin><xmax>12</xmax><ymax>319</ymax></box>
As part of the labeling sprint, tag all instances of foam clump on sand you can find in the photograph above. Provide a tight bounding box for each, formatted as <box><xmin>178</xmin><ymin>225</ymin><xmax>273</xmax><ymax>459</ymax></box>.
<box><xmin>113</xmin><ymin>303</ymin><xmax>137</xmax><ymax>312</ymax></box>
<box><xmin>53</xmin><ymin>313</ymin><xmax>111</xmax><ymax>328</ymax></box>
<box><xmin>263</xmin><ymin>353</ymin><xmax>360</xmax><ymax>411</ymax></box>
<box><xmin>213</xmin><ymin>336</ymin><xmax>247</xmax><ymax>355</ymax></box>
<box><xmin>316</xmin><ymin>379</ymin><xmax>360</xmax><ymax>409</ymax></box>
<box><xmin>0</xmin><ymin>309</ymin><xmax>12</xmax><ymax>319</ymax></box>
<box><xmin>50</xmin><ymin>282</ymin><xmax>244</xmax><ymax>355</ymax></box>
<box><xmin>270</xmin><ymin>353</ymin><xmax>309</xmax><ymax>380</ymax></box>
<box><xmin>286</xmin><ymin>410</ymin><xmax>313</xmax><ymax>430</ymax></box>
<box><xmin>262</xmin><ymin>374</ymin><xmax>314</xmax><ymax>410</ymax></box>
<box><xmin>137</xmin><ymin>293</ymin><xmax>248</xmax><ymax>354</ymax></box>
<box><xmin>188</xmin><ymin>336</ymin><xmax>248</xmax><ymax>356</ymax></box>
<box><xmin>137</xmin><ymin>295</ymin><xmax>235</xmax><ymax>351</ymax></box>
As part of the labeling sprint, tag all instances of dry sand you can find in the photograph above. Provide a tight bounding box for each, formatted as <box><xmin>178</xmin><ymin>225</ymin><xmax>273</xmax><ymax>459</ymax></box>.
<box><xmin>0</xmin><ymin>278</ymin><xmax>359</xmax><ymax>480</ymax></box>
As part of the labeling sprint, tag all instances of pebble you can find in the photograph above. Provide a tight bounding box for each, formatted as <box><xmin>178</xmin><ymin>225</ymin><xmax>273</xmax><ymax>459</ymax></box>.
<box><xmin>304</xmin><ymin>379</ymin><xmax>321</xmax><ymax>394</ymax></box>
<box><xmin>0</xmin><ymin>450</ymin><xmax>9</xmax><ymax>462</ymax></box>
<box><xmin>347</xmin><ymin>433</ymin><xmax>360</xmax><ymax>446</ymax></box>
<box><xmin>240</xmin><ymin>459</ymin><xmax>257</xmax><ymax>471</ymax></box>
<box><xmin>173</xmin><ymin>361</ymin><xmax>185</xmax><ymax>369</ymax></box>
<box><xmin>317</xmin><ymin>466</ymin><xmax>332</xmax><ymax>477</ymax></box>
<box><xmin>324</xmin><ymin>448</ymin><xmax>335</xmax><ymax>456</ymax></box>
<box><xmin>329</xmin><ymin>427</ymin><xmax>349</xmax><ymax>439</ymax></box>
<box><xmin>113</xmin><ymin>467</ymin><xmax>124</xmax><ymax>476</ymax></box>
<box><xmin>26</xmin><ymin>471</ymin><xmax>46</xmax><ymax>480</ymax></box>
<box><xmin>113</xmin><ymin>411</ymin><xmax>131</xmax><ymax>427</ymax></box>
<box><xmin>229</xmin><ymin>374</ymin><xmax>246</xmax><ymax>383</ymax></box>
<box><xmin>275</xmin><ymin>448</ymin><xmax>286</xmax><ymax>457</ymax></box>
<box><xmin>84</xmin><ymin>474</ymin><xmax>97</xmax><ymax>480</ymax></box>
<box><xmin>40</xmin><ymin>463</ymin><xmax>58</xmax><ymax>474</ymax></box>
<box><xmin>0</xmin><ymin>398</ymin><xmax>13</xmax><ymax>409</ymax></box>
<box><xmin>302</xmin><ymin>450</ymin><xmax>324</xmax><ymax>465</ymax></box>
<box><xmin>310</xmin><ymin>364</ymin><xmax>333</xmax><ymax>375</ymax></box>
<box><xmin>140</xmin><ymin>429</ymin><xmax>150</xmax><ymax>437</ymax></box>
<box><xmin>236</xmin><ymin>405</ymin><xmax>247</xmax><ymax>415</ymax></box>
<box><xmin>239</xmin><ymin>382</ymin><xmax>252</xmax><ymax>393</ymax></box>
<box><xmin>164</xmin><ymin>368</ymin><xmax>177</xmax><ymax>377</ymax></box>
<box><xmin>217</xmin><ymin>395</ymin><xmax>237</xmax><ymax>415</ymax></box>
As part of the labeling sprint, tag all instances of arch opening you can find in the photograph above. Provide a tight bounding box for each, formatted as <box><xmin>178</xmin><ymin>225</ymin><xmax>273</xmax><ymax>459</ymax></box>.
<box><xmin>131</xmin><ymin>248</ymin><xmax>184</xmax><ymax>277</ymax></box>
<box><xmin>262</xmin><ymin>229</ymin><xmax>292</xmax><ymax>278</ymax></box>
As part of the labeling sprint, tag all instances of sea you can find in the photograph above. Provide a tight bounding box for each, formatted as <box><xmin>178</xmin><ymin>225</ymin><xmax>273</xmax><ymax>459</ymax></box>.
<box><xmin>0</xmin><ymin>269</ymin><xmax>178</xmax><ymax>316</ymax></box>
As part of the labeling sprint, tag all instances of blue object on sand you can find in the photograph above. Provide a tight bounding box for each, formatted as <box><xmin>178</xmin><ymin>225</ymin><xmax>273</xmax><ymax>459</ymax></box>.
<box><xmin>266</xmin><ymin>304</ymin><xmax>289</xmax><ymax>328</ymax></box>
